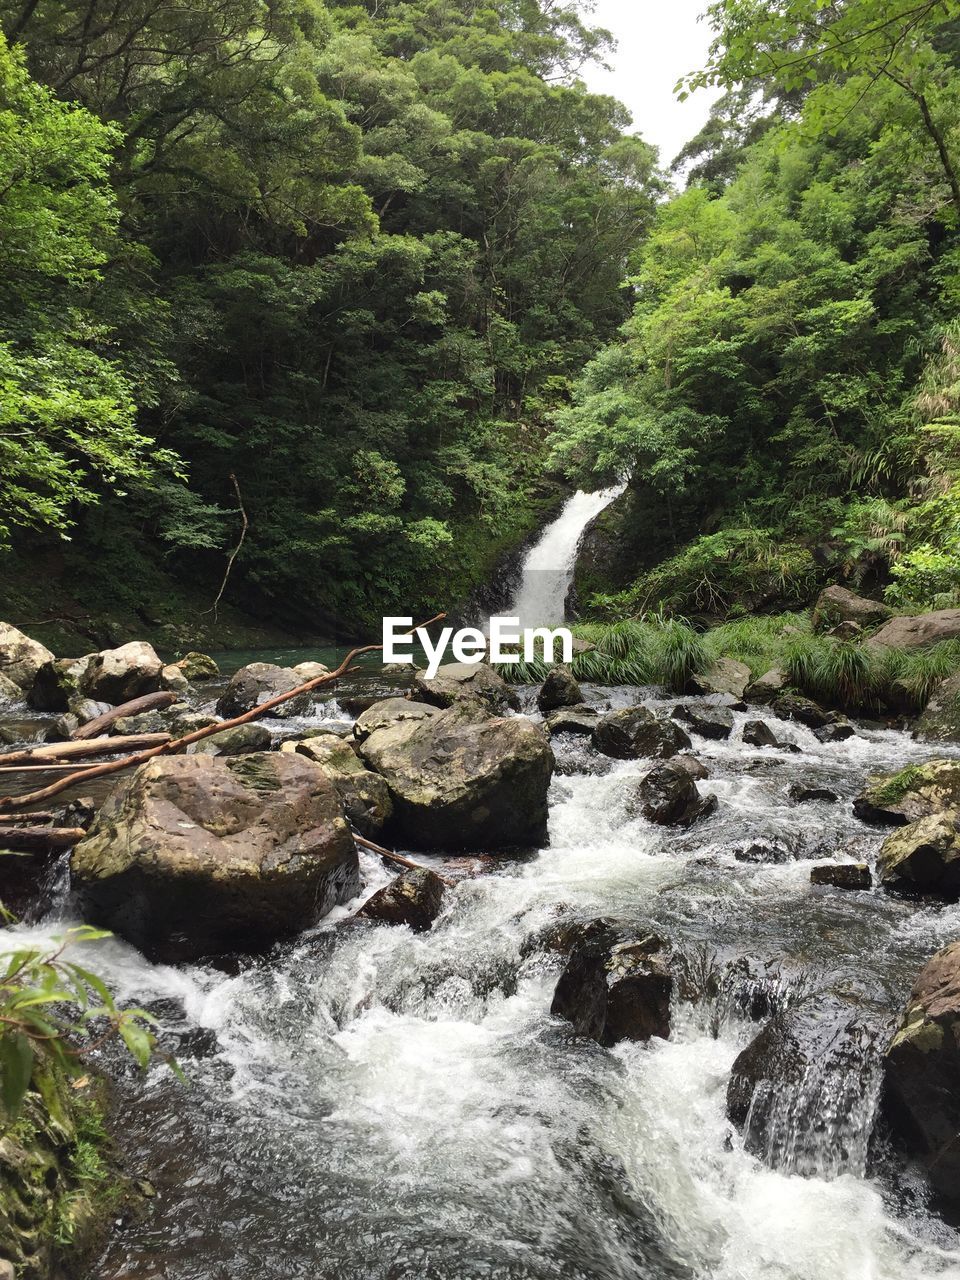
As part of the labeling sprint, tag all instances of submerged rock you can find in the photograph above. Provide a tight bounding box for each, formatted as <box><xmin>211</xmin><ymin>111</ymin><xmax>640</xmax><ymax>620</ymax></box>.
<box><xmin>71</xmin><ymin>752</ymin><xmax>359</xmax><ymax>962</ymax></box>
<box><xmin>689</xmin><ymin>657</ymin><xmax>750</xmax><ymax>699</ymax></box>
<box><xmin>812</xmin><ymin>585</ymin><xmax>892</xmax><ymax>633</ymax></box>
<box><xmin>810</xmin><ymin>863</ymin><xmax>872</xmax><ymax>890</ymax></box>
<box><xmin>788</xmin><ymin>784</ymin><xmax>839</xmax><ymax>804</ymax></box>
<box><xmin>592</xmin><ymin>706</ymin><xmax>691</xmax><ymax>760</ymax></box>
<box><xmin>631</xmin><ymin>760</ymin><xmax>718</xmax><ymax>827</ymax></box>
<box><xmin>413</xmin><ymin>662</ymin><xmax>520</xmax><ymax>715</ymax></box>
<box><xmin>361</xmin><ymin>866</ymin><xmax>445</xmax><ymax>932</ymax></box>
<box><xmin>813</xmin><ymin>719</ymin><xmax>856</xmax><ymax>743</ymax></box>
<box><xmin>884</xmin><ymin>941</ymin><xmax>960</xmax><ymax>1208</ymax></box>
<box><xmin>0</xmin><ymin>621</ymin><xmax>54</xmax><ymax>694</ymax></box>
<box><xmin>80</xmin><ymin>640</ymin><xmax>163</xmax><ymax>704</ymax></box>
<box><xmin>877</xmin><ymin>812</ymin><xmax>960</xmax><ymax>899</ymax></box>
<box><xmin>357</xmin><ymin>702</ymin><xmax>554</xmax><ymax>850</ymax></box>
<box><xmin>914</xmin><ymin>672</ymin><xmax>960</xmax><ymax>744</ymax></box>
<box><xmin>536</xmin><ymin>666</ymin><xmax>582</xmax><ymax>714</ymax></box>
<box><xmin>853</xmin><ymin>760</ymin><xmax>960</xmax><ymax>825</ymax></box>
<box><xmin>215</xmin><ymin>662</ymin><xmax>310</xmax><ymax>719</ymax></box>
<box><xmin>282</xmin><ymin>732</ymin><xmax>392</xmax><ymax>837</ymax></box>
<box><xmin>673</xmin><ymin>703</ymin><xmax>734</xmax><ymax>740</ymax></box>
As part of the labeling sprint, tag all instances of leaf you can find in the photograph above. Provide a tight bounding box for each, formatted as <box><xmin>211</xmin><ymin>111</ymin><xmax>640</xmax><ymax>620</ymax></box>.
<box><xmin>0</xmin><ymin>1032</ymin><xmax>34</xmax><ymax>1118</ymax></box>
<box><xmin>119</xmin><ymin>1020</ymin><xmax>154</xmax><ymax>1070</ymax></box>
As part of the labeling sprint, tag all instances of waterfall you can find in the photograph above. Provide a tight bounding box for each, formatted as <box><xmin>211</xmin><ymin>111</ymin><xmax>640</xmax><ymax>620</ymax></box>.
<box><xmin>506</xmin><ymin>485</ymin><xmax>625</xmax><ymax>630</ymax></box>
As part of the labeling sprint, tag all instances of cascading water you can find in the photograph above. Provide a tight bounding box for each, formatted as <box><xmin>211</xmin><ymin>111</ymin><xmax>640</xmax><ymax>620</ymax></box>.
<box><xmin>507</xmin><ymin>485</ymin><xmax>625</xmax><ymax>628</ymax></box>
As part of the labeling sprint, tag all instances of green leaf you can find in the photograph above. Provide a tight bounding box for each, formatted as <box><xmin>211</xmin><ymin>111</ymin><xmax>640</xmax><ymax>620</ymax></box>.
<box><xmin>0</xmin><ymin>1032</ymin><xmax>34</xmax><ymax>1118</ymax></box>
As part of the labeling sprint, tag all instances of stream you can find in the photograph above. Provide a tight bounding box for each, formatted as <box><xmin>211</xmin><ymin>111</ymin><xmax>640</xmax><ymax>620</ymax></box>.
<box><xmin>4</xmin><ymin>492</ymin><xmax>960</xmax><ymax>1279</ymax></box>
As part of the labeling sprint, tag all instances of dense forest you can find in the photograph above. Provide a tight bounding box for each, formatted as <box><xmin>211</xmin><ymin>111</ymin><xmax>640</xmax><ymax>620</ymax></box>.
<box><xmin>1</xmin><ymin>0</ymin><xmax>959</xmax><ymax>641</ymax></box>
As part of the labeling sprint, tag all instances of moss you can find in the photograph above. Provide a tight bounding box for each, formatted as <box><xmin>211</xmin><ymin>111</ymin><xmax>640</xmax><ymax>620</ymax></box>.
<box><xmin>870</xmin><ymin>766</ymin><xmax>927</xmax><ymax>806</ymax></box>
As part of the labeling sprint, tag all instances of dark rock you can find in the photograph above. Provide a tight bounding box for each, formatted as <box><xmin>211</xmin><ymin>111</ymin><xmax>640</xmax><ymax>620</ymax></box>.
<box><xmin>672</xmin><ymin>755</ymin><xmax>709</xmax><ymax>780</ymax></box>
<box><xmin>537</xmin><ymin>667</ymin><xmax>583</xmax><ymax>713</ymax></box>
<box><xmin>592</xmin><ymin>705</ymin><xmax>691</xmax><ymax>760</ymax></box>
<box><xmin>810</xmin><ymin>863</ymin><xmax>872</xmax><ymax>890</ymax></box>
<box><xmin>742</xmin><ymin>718</ymin><xmax>779</xmax><ymax>748</ymax></box>
<box><xmin>734</xmin><ymin>840</ymin><xmax>799</xmax><ymax>865</ymax></box>
<box><xmin>361</xmin><ymin>866</ymin><xmax>446</xmax><ymax>932</ymax></box>
<box><xmin>772</xmin><ymin>693</ymin><xmax>837</xmax><ymax>730</ymax></box>
<box><xmin>813</xmin><ymin>719</ymin><xmax>856</xmax><ymax>743</ymax></box>
<box><xmin>545</xmin><ymin>705</ymin><xmax>599</xmax><ymax>736</ymax></box>
<box><xmin>27</xmin><ymin>657</ymin><xmax>86</xmax><ymax>711</ymax></box>
<box><xmin>413</xmin><ymin>662</ymin><xmax>520</xmax><ymax>714</ymax></box>
<box><xmin>215</xmin><ymin>662</ymin><xmax>311</xmax><ymax>720</ymax></box>
<box><xmin>673</xmin><ymin>703</ymin><xmax>734</xmax><ymax>740</ymax></box>
<box><xmin>192</xmin><ymin>723</ymin><xmax>272</xmax><ymax>757</ymax></box>
<box><xmin>789</xmin><ymin>784</ymin><xmax>839</xmax><ymax>804</ymax></box>
<box><xmin>877</xmin><ymin>812</ymin><xmax>960</xmax><ymax>899</ymax></box>
<box><xmin>631</xmin><ymin>760</ymin><xmax>718</xmax><ymax>827</ymax></box>
<box><xmin>812</xmin><ymin>585</ymin><xmax>892</xmax><ymax>633</ymax></box>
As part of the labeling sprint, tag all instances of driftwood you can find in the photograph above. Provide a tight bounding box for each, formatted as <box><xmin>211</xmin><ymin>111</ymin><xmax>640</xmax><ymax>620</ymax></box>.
<box><xmin>0</xmin><ymin>826</ymin><xmax>87</xmax><ymax>852</ymax></box>
<box><xmin>0</xmin><ymin>762</ymin><xmax>105</xmax><ymax>774</ymax></box>
<box><xmin>0</xmin><ymin>812</ymin><xmax>56</xmax><ymax>824</ymax></box>
<box><xmin>0</xmin><ymin>614</ymin><xmax>446</xmax><ymax>812</ymax></box>
<box><xmin>353</xmin><ymin>832</ymin><xmax>455</xmax><ymax>885</ymax></box>
<box><xmin>0</xmin><ymin>733</ymin><xmax>171</xmax><ymax>767</ymax></box>
<box><xmin>71</xmin><ymin>692</ymin><xmax>180</xmax><ymax>740</ymax></box>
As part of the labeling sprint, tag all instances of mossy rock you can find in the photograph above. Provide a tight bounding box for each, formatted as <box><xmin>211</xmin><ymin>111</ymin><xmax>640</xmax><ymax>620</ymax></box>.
<box><xmin>853</xmin><ymin>760</ymin><xmax>960</xmax><ymax>825</ymax></box>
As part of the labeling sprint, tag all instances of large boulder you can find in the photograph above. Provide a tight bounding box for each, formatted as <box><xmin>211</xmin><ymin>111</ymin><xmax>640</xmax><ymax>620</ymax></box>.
<box><xmin>812</xmin><ymin>585</ymin><xmax>892</xmax><ymax>633</ymax></box>
<box><xmin>545</xmin><ymin>705</ymin><xmax>599</xmax><ymax>736</ymax></box>
<box><xmin>215</xmin><ymin>662</ymin><xmax>310</xmax><ymax>720</ymax></box>
<box><xmin>853</xmin><ymin>760</ymin><xmax>960</xmax><ymax>825</ymax></box>
<box><xmin>914</xmin><ymin>672</ymin><xmax>960</xmax><ymax>744</ymax></box>
<box><xmin>360</xmin><ymin>867</ymin><xmax>445</xmax><ymax>932</ymax></box>
<box><xmin>884</xmin><ymin>941</ymin><xmax>960</xmax><ymax>1208</ymax></box>
<box><xmin>771</xmin><ymin>693</ymin><xmax>837</xmax><ymax>730</ymax></box>
<box><xmin>536</xmin><ymin>667</ymin><xmax>583</xmax><ymax>714</ymax></box>
<box><xmin>689</xmin><ymin>657</ymin><xmax>750</xmax><ymax>699</ymax></box>
<box><xmin>673</xmin><ymin>703</ymin><xmax>734</xmax><ymax>740</ymax></box>
<box><xmin>630</xmin><ymin>760</ymin><xmax>718</xmax><ymax>827</ymax></box>
<box><xmin>0</xmin><ymin>622</ymin><xmax>54</xmax><ymax>694</ymax></box>
<box><xmin>27</xmin><ymin>657</ymin><xmax>92</xmax><ymax>711</ymax></box>
<box><xmin>867</xmin><ymin>609</ymin><xmax>960</xmax><ymax>651</ymax></box>
<box><xmin>282</xmin><ymin>732</ymin><xmax>392</xmax><ymax>837</ymax></box>
<box><xmin>175</xmin><ymin>651</ymin><xmax>219</xmax><ymax>682</ymax></box>
<box><xmin>728</xmin><ymin>994</ymin><xmax>885</xmax><ymax>1174</ymax></box>
<box><xmin>70</xmin><ymin>753</ymin><xmax>359</xmax><ymax>963</ymax></box>
<box><xmin>80</xmin><ymin>641</ymin><xmax>163</xmax><ymax>704</ymax></box>
<box><xmin>413</xmin><ymin>662</ymin><xmax>520</xmax><ymax>715</ymax></box>
<box><xmin>353</xmin><ymin>697</ymin><xmax>439</xmax><ymax>744</ymax></box>
<box><xmin>357</xmin><ymin>702</ymin><xmax>554</xmax><ymax>850</ymax></box>
<box><xmin>877</xmin><ymin>812</ymin><xmax>960</xmax><ymax>899</ymax></box>
<box><xmin>743</xmin><ymin>667</ymin><xmax>788</xmax><ymax>705</ymax></box>
<box><xmin>0</xmin><ymin>670</ymin><xmax>22</xmax><ymax>703</ymax></box>
<box><xmin>592</xmin><ymin>706</ymin><xmax>691</xmax><ymax>760</ymax></box>
<box><xmin>292</xmin><ymin>660</ymin><xmax>330</xmax><ymax>683</ymax></box>
<box><xmin>551</xmin><ymin>922</ymin><xmax>674</xmax><ymax>1046</ymax></box>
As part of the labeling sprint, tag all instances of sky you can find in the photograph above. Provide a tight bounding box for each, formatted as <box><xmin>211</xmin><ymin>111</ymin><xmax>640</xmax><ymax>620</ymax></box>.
<box><xmin>580</xmin><ymin>0</ymin><xmax>723</xmax><ymax>169</ymax></box>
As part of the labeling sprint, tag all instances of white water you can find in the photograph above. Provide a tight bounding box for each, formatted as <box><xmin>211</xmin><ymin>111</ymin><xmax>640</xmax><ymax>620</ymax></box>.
<box><xmin>507</xmin><ymin>485</ymin><xmax>625</xmax><ymax>628</ymax></box>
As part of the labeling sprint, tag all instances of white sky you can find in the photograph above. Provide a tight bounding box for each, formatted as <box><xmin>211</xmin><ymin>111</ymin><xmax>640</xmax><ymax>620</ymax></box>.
<box><xmin>580</xmin><ymin>0</ymin><xmax>722</xmax><ymax>169</ymax></box>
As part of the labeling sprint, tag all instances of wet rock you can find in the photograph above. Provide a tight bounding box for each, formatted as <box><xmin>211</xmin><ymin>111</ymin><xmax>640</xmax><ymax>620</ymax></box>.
<box><xmin>551</xmin><ymin>922</ymin><xmax>674</xmax><ymax>1045</ymax></box>
<box><xmin>592</xmin><ymin>706</ymin><xmax>691</xmax><ymax>760</ymax></box>
<box><xmin>26</xmin><ymin>656</ymin><xmax>90</xmax><ymax>711</ymax></box>
<box><xmin>743</xmin><ymin>667</ymin><xmax>788</xmax><ymax>705</ymax></box>
<box><xmin>673</xmin><ymin>703</ymin><xmax>733</xmax><ymax>740</ymax></box>
<box><xmin>353</xmin><ymin>697</ymin><xmax>439</xmax><ymax>743</ymax></box>
<box><xmin>853</xmin><ymin>760</ymin><xmax>960</xmax><ymax>825</ymax></box>
<box><xmin>812</xmin><ymin>585</ymin><xmax>892</xmax><ymax>633</ymax></box>
<box><xmin>631</xmin><ymin>760</ymin><xmax>718</xmax><ymax>827</ymax></box>
<box><xmin>71</xmin><ymin>752</ymin><xmax>359</xmax><ymax>963</ymax></box>
<box><xmin>914</xmin><ymin>672</ymin><xmax>960</xmax><ymax>744</ymax></box>
<box><xmin>160</xmin><ymin>663</ymin><xmax>190</xmax><ymax>694</ymax></box>
<box><xmin>877</xmin><ymin>812</ymin><xmax>960</xmax><ymax>899</ymax></box>
<box><xmin>810</xmin><ymin>863</ymin><xmax>872</xmax><ymax>890</ymax></box>
<box><xmin>361</xmin><ymin>866</ymin><xmax>445</xmax><ymax>932</ymax></box>
<box><xmin>536</xmin><ymin>667</ymin><xmax>583</xmax><ymax>714</ymax></box>
<box><xmin>742</xmin><ymin>718</ymin><xmax>779</xmax><ymax>748</ymax></box>
<box><xmin>545</xmin><ymin>705</ymin><xmax>598</xmax><ymax>736</ymax></box>
<box><xmin>292</xmin><ymin>660</ymin><xmax>330</xmax><ymax>682</ymax></box>
<box><xmin>689</xmin><ymin>657</ymin><xmax>751</xmax><ymax>699</ymax></box>
<box><xmin>789</xmin><ymin>784</ymin><xmax>839</xmax><ymax>804</ymax></box>
<box><xmin>175</xmin><ymin>651</ymin><xmax>220</xmax><ymax>681</ymax></box>
<box><xmin>734</xmin><ymin>840</ymin><xmax>799</xmax><ymax>865</ymax></box>
<box><xmin>884</xmin><ymin>940</ymin><xmax>960</xmax><ymax>1209</ymax></box>
<box><xmin>813</xmin><ymin>719</ymin><xmax>856</xmax><ymax>743</ymax></box>
<box><xmin>282</xmin><ymin>732</ymin><xmax>393</xmax><ymax>837</ymax></box>
<box><xmin>0</xmin><ymin>621</ymin><xmax>54</xmax><ymax>694</ymax></box>
<box><xmin>215</xmin><ymin>662</ymin><xmax>310</xmax><ymax>720</ymax></box>
<box><xmin>80</xmin><ymin>641</ymin><xmax>163</xmax><ymax>704</ymax></box>
<box><xmin>413</xmin><ymin>662</ymin><xmax>520</xmax><ymax>715</ymax></box>
<box><xmin>868</xmin><ymin>608</ymin><xmax>960</xmax><ymax>651</ymax></box>
<box><xmin>772</xmin><ymin>693</ymin><xmax>837</xmax><ymax>730</ymax></box>
<box><xmin>357</xmin><ymin>702</ymin><xmax>554</xmax><ymax>850</ymax></box>
<box><xmin>192</xmin><ymin>722</ymin><xmax>272</xmax><ymax>757</ymax></box>
<box><xmin>672</xmin><ymin>755</ymin><xmax>709</xmax><ymax>781</ymax></box>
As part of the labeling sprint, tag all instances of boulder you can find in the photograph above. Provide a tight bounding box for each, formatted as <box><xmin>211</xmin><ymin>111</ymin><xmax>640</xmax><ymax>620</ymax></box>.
<box><xmin>282</xmin><ymin>732</ymin><xmax>392</xmax><ymax>837</ymax></box>
<box><xmin>551</xmin><ymin>922</ymin><xmax>674</xmax><ymax>1046</ymax></box>
<box><xmin>630</xmin><ymin>760</ymin><xmax>718</xmax><ymax>827</ymax></box>
<box><xmin>191</xmin><ymin>723</ymin><xmax>272</xmax><ymax>757</ymax></box>
<box><xmin>788</xmin><ymin>784</ymin><xmax>839</xmax><ymax>804</ymax></box>
<box><xmin>673</xmin><ymin>703</ymin><xmax>734</xmax><ymax>740</ymax></box>
<box><xmin>771</xmin><ymin>693</ymin><xmax>836</xmax><ymax>730</ymax></box>
<box><xmin>813</xmin><ymin>719</ymin><xmax>856</xmax><ymax>743</ymax></box>
<box><xmin>80</xmin><ymin>641</ymin><xmax>163</xmax><ymax>704</ymax></box>
<box><xmin>743</xmin><ymin>667</ymin><xmax>789</xmax><ymax>705</ymax></box>
<box><xmin>727</xmin><ymin>994</ymin><xmax>884</xmax><ymax>1173</ymax></box>
<box><xmin>536</xmin><ymin>667</ymin><xmax>583</xmax><ymax>714</ymax></box>
<box><xmin>827</xmin><ymin>620</ymin><xmax>863</xmax><ymax>641</ymax></box>
<box><xmin>413</xmin><ymin>662</ymin><xmax>520</xmax><ymax>715</ymax></box>
<box><xmin>592</xmin><ymin>706</ymin><xmax>691</xmax><ymax>760</ymax></box>
<box><xmin>175</xmin><ymin>651</ymin><xmax>219</xmax><ymax>682</ymax></box>
<box><xmin>877</xmin><ymin>812</ymin><xmax>960</xmax><ymax>899</ymax></box>
<box><xmin>353</xmin><ymin>697</ymin><xmax>439</xmax><ymax>743</ymax></box>
<box><xmin>360</xmin><ymin>867</ymin><xmax>445</xmax><ymax>932</ymax></box>
<box><xmin>867</xmin><ymin>609</ymin><xmax>960</xmax><ymax>651</ymax></box>
<box><xmin>292</xmin><ymin>660</ymin><xmax>330</xmax><ymax>682</ymax></box>
<box><xmin>27</xmin><ymin>657</ymin><xmax>91</xmax><ymax>711</ymax></box>
<box><xmin>812</xmin><ymin>585</ymin><xmax>892</xmax><ymax>633</ymax></box>
<box><xmin>0</xmin><ymin>670</ymin><xmax>22</xmax><ymax>703</ymax></box>
<box><xmin>0</xmin><ymin>622</ymin><xmax>54</xmax><ymax>693</ymax></box>
<box><xmin>884</xmin><ymin>941</ymin><xmax>960</xmax><ymax>1207</ymax></box>
<box><xmin>742</xmin><ymin>719</ymin><xmax>780</xmax><ymax>748</ymax></box>
<box><xmin>160</xmin><ymin>663</ymin><xmax>190</xmax><ymax>694</ymax></box>
<box><xmin>810</xmin><ymin>863</ymin><xmax>872</xmax><ymax>890</ymax></box>
<box><xmin>689</xmin><ymin>657</ymin><xmax>751</xmax><ymax>699</ymax></box>
<box><xmin>70</xmin><ymin>753</ymin><xmax>359</xmax><ymax>963</ymax></box>
<box><xmin>672</xmin><ymin>755</ymin><xmax>709</xmax><ymax>781</ymax></box>
<box><xmin>215</xmin><ymin>662</ymin><xmax>310</xmax><ymax>720</ymax></box>
<box><xmin>853</xmin><ymin>760</ymin><xmax>960</xmax><ymax>825</ymax></box>
<box><xmin>914</xmin><ymin>672</ymin><xmax>960</xmax><ymax>744</ymax></box>
<box><xmin>357</xmin><ymin>702</ymin><xmax>554</xmax><ymax>850</ymax></box>
<box><xmin>545</xmin><ymin>705</ymin><xmax>599</xmax><ymax>736</ymax></box>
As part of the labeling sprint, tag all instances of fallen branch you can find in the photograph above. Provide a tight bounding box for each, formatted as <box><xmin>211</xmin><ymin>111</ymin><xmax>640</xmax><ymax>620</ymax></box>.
<box><xmin>0</xmin><ymin>614</ymin><xmax>446</xmax><ymax>811</ymax></box>
<box><xmin>1</xmin><ymin>734</ymin><xmax>171</xmax><ymax>766</ymax></box>
<box><xmin>0</xmin><ymin>762</ymin><xmax>105</xmax><ymax>774</ymax></box>
<box><xmin>0</xmin><ymin>827</ymin><xmax>87</xmax><ymax>852</ymax></box>
<box><xmin>71</xmin><ymin>692</ymin><xmax>180</xmax><ymax>740</ymax></box>
<box><xmin>203</xmin><ymin>472</ymin><xmax>248</xmax><ymax>622</ymax></box>
<box><xmin>0</xmin><ymin>812</ymin><xmax>56</xmax><ymax>824</ymax></box>
<box><xmin>353</xmin><ymin>832</ymin><xmax>455</xmax><ymax>885</ymax></box>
